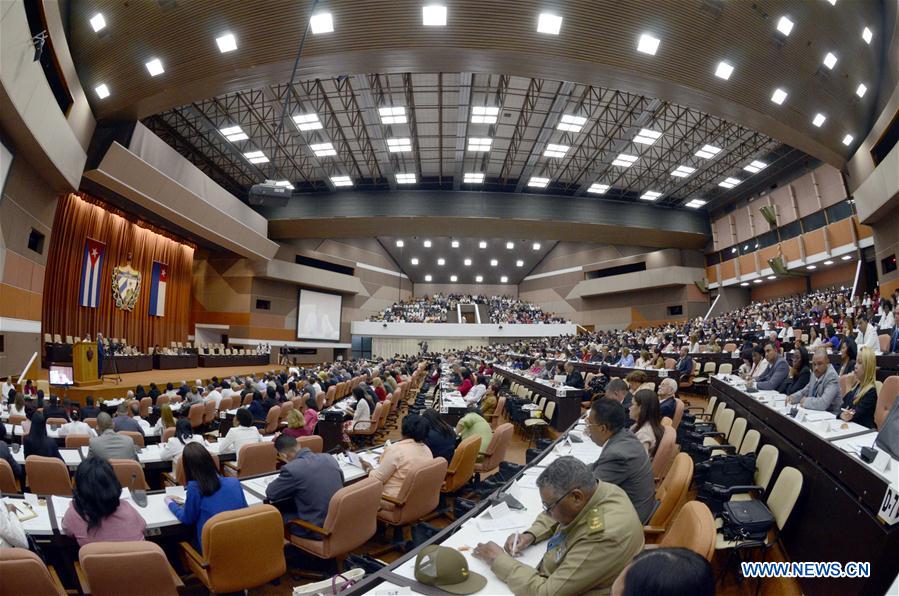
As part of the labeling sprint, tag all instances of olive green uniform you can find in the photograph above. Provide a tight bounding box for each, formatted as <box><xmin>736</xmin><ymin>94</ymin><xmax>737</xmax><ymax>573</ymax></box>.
<box><xmin>490</xmin><ymin>481</ymin><xmax>644</xmax><ymax>596</ymax></box>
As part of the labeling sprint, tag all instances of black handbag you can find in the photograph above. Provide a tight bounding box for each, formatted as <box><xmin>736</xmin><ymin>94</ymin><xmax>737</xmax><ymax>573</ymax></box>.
<box><xmin>695</xmin><ymin>452</ymin><xmax>756</xmax><ymax>486</ymax></box>
<box><xmin>720</xmin><ymin>499</ymin><xmax>775</xmax><ymax>542</ymax></box>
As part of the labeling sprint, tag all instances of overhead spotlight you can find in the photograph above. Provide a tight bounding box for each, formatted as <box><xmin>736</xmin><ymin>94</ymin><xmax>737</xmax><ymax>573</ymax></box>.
<box><xmin>422</xmin><ymin>4</ymin><xmax>447</xmax><ymax>26</ymax></box>
<box><xmin>715</xmin><ymin>61</ymin><xmax>734</xmax><ymax>80</ymax></box>
<box><xmin>450</xmin><ymin>275</ymin><xmax>458</xmax><ymax>282</ymax></box>
<box><xmin>425</xmin><ymin>274</ymin><xmax>432</xmax><ymax>282</ymax></box>
<box><xmin>396</xmin><ymin>240</ymin><xmax>404</xmax><ymax>247</ymax></box>
<box><xmin>637</xmin><ymin>33</ymin><xmax>660</xmax><ymax>55</ymax></box>
<box><xmin>464</xmin><ymin>258</ymin><xmax>471</xmax><ymax>266</ymax></box>
<box><xmin>500</xmin><ymin>276</ymin><xmax>508</xmax><ymax>283</ymax></box>
<box><xmin>423</xmin><ymin>239</ymin><xmax>432</xmax><ymax>247</ymax></box>
<box><xmin>506</xmin><ymin>241</ymin><xmax>514</xmax><ymax>249</ymax></box>
<box><xmin>310</xmin><ymin>12</ymin><xmax>334</xmax><ymax>34</ymax></box>
<box><xmin>532</xmin><ymin>242</ymin><xmax>541</xmax><ymax>250</ymax></box>
<box><xmin>475</xmin><ymin>275</ymin><xmax>483</xmax><ymax>282</ymax></box>
<box><xmin>771</xmin><ymin>88</ymin><xmax>788</xmax><ymax>105</ymax></box>
<box><xmin>479</xmin><ymin>241</ymin><xmax>487</xmax><ymax>249</ymax></box>
<box><xmin>89</xmin><ymin>13</ymin><xmax>107</xmax><ymax>33</ymax></box>
<box><xmin>776</xmin><ymin>16</ymin><xmax>794</xmax><ymax>36</ymax></box>
<box><xmin>95</xmin><ymin>84</ymin><xmax>111</xmax><ymax>99</ymax></box>
<box><xmin>451</xmin><ymin>240</ymin><xmax>460</xmax><ymax>248</ymax></box>
<box><xmin>145</xmin><ymin>57</ymin><xmax>164</xmax><ymax>76</ymax></box>
<box><xmin>537</xmin><ymin>12</ymin><xmax>562</xmax><ymax>35</ymax></box>
<box><xmin>215</xmin><ymin>32</ymin><xmax>237</xmax><ymax>53</ymax></box>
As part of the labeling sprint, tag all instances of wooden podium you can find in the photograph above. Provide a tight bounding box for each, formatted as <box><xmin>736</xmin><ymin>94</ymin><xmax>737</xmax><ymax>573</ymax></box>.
<box><xmin>73</xmin><ymin>342</ymin><xmax>99</xmax><ymax>386</ymax></box>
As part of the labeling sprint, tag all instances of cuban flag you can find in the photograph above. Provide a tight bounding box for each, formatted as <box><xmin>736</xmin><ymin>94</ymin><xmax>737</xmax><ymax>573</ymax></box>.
<box><xmin>148</xmin><ymin>261</ymin><xmax>167</xmax><ymax>317</ymax></box>
<box><xmin>78</xmin><ymin>238</ymin><xmax>105</xmax><ymax>308</ymax></box>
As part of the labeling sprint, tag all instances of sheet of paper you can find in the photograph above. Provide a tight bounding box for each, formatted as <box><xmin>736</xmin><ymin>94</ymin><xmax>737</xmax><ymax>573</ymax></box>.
<box><xmin>487</xmin><ymin>501</ymin><xmax>511</xmax><ymax>520</ymax></box>
<box><xmin>164</xmin><ymin>485</ymin><xmax>186</xmax><ymax>499</ymax></box>
<box><xmin>475</xmin><ymin>512</ymin><xmax>530</xmax><ymax>532</ymax></box>
<box><xmin>50</xmin><ymin>495</ymin><xmax>71</xmax><ymax>522</ymax></box>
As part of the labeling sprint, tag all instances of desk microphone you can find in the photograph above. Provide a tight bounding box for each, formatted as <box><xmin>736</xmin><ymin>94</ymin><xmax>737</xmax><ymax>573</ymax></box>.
<box><xmin>130</xmin><ymin>473</ymin><xmax>148</xmax><ymax>508</ymax></box>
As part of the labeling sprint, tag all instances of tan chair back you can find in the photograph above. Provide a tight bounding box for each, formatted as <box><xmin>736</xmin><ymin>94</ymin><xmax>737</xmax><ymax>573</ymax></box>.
<box><xmin>174</xmin><ymin>452</ymin><xmax>220</xmax><ymax>485</ymax></box>
<box><xmin>489</xmin><ymin>395</ymin><xmax>506</xmax><ymax>429</ymax></box>
<box><xmin>46</xmin><ymin>417</ymin><xmax>68</xmax><ymax>427</ymax></box>
<box><xmin>718</xmin><ymin>363</ymin><xmax>733</xmax><ymax>375</ymax></box>
<box><xmin>442</xmin><ymin>435</ymin><xmax>481</xmax><ymax>493</ymax></box>
<box><xmin>0</xmin><ymin>459</ymin><xmax>19</xmax><ymax>493</ymax></box>
<box><xmin>85</xmin><ymin>418</ymin><xmax>98</xmax><ymax>430</ymax></box>
<box><xmin>25</xmin><ymin>456</ymin><xmax>72</xmax><ymax>496</ymax></box>
<box><xmin>203</xmin><ymin>400</ymin><xmax>217</xmax><ymax>425</ymax></box>
<box><xmin>8</xmin><ymin>414</ymin><xmax>26</xmax><ymax>427</ymax></box>
<box><xmin>672</xmin><ymin>398</ymin><xmax>685</xmax><ymax>429</ymax></box>
<box><xmin>79</xmin><ymin>541</ymin><xmax>182</xmax><ymax>596</ymax></box>
<box><xmin>767</xmin><ymin>466</ymin><xmax>803</xmax><ymax>530</ymax></box>
<box><xmin>263</xmin><ymin>405</ymin><xmax>281</xmax><ymax>435</ymax></box>
<box><xmin>156</xmin><ymin>395</ymin><xmax>170</xmax><ymax>408</ymax></box>
<box><xmin>755</xmin><ymin>444</ymin><xmax>779</xmax><ymax>492</ymax></box>
<box><xmin>119</xmin><ymin>431</ymin><xmax>145</xmax><ymax>448</ymax></box>
<box><xmin>385</xmin><ymin>458</ymin><xmax>448</xmax><ymax>526</ymax></box>
<box><xmin>139</xmin><ymin>397</ymin><xmax>152</xmax><ymax>419</ymax></box>
<box><xmin>664</xmin><ymin>358</ymin><xmax>677</xmax><ymax>369</ymax></box>
<box><xmin>195</xmin><ymin>505</ymin><xmax>287</xmax><ymax>593</ymax></box>
<box><xmin>242</xmin><ymin>394</ymin><xmax>253</xmax><ymax>407</ymax></box>
<box><xmin>876</xmin><ymin>375</ymin><xmax>899</xmax><ymax>429</ymax></box>
<box><xmin>218</xmin><ymin>396</ymin><xmax>233</xmax><ymax>412</ymax></box>
<box><xmin>236</xmin><ymin>442</ymin><xmax>277</xmax><ymax>478</ymax></box>
<box><xmin>651</xmin><ymin>425</ymin><xmax>678</xmax><ymax>480</ymax></box>
<box><xmin>65</xmin><ymin>434</ymin><xmax>92</xmax><ymax>449</ymax></box>
<box><xmin>739</xmin><ymin>429</ymin><xmax>761</xmax><ymax>455</ymax></box>
<box><xmin>161</xmin><ymin>427</ymin><xmax>176</xmax><ymax>443</ymax></box>
<box><xmin>0</xmin><ymin>548</ymin><xmax>66</xmax><ymax>596</ymax></box>
<box><xmin>189</xmin><ymin>403</ymin><xmax>205</xmax><ymax>429</ymax></box>
<box><xmin>649</xmin><ymin>453</ymin><xmax>693</xmax><ymax>529</ymax></box>
<box><xmin>325</xmin><ymin>385</ymin><xmax>337</xmax><ymax>407</ymax></box>
<box><xmin>291</xmin><ymin>477</ymin><xmax>383</xmax><ymax>560</ymax></box>
<box><xmin>658</xmin><ymin>501</ymin><xmax>716</xmax><ymax>561</ymax></box>
<box><xmin>298</xmin><ymin>435</ymin><xmax>323</xmax><ymax>453</ymax></box>
<box><xmin>279</xmin><ymin>401</ymin><xmax>295</xmax><ymax>422</ymax></box>
<box><xmin>475</xmin><ymin>423</ymin><xmax>513</xmax><ymax>473</ymax></box>
<box><xmin>109</xmin><ymin>459</ymin><xmax>150</xmax><ymax>491</ymax></box>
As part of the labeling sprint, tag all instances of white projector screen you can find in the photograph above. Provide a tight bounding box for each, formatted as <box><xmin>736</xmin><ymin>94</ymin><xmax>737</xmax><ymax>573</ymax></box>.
<box><xmin>297</xmin><ymin>289</ymin><xmax>342</xmax><ymax>341</ymax></box>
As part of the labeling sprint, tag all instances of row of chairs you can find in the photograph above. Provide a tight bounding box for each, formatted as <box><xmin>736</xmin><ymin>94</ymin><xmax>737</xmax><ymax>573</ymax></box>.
<box><xmin>838</xmin><ymin>374</ymin><xmax>898</xmax><ymax>430</ymax></box>
<box><xmin>43</xmin><ymin>334</ymin><xmax>129</xmax><ymax>346</ymax></box>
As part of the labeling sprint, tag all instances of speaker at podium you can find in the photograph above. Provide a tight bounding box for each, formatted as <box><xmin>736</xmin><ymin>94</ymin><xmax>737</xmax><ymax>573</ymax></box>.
<box><xmin>73</xmin><ymin>341</ymin><xmax>99</xmax><ymax>386</ymax></box>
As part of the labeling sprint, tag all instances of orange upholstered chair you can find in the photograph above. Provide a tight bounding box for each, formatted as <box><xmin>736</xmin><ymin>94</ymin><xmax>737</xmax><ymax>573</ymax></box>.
<box><xmin>652</xmin><ymin>425</ymin><xmax>678</xmax><ymax>482</ymax></box>
<box><xmin>25</xmin><ymin>456</ymin><xmax>72</xmax><ymax>496</ymax></box>
<box><xmin>188</xmin><ymin>403</ymin><xmax>205</xmax><ymax>429</ymax></box>
<box><xmin>298</xmin><ymin>435</ymin><xmax>324</xmax><ymax>454</ymax></box>
<box><xmin>376</xmin><ymin>458</ymin><xmax>448</xmax><ymax>541</ymax></box>
<box><xmin>109</xmin><ymin>459</ymin><xmax>150</xmax><ymax>491</ymax></box>
<box><xmin>876</xmin><ymin>375</ymin><xmax>898</xmax><ymax>430</ymax></box>
<box><xmin>0</xmin><ymin>459</ymin><xmax>20</xmax><ymax>493</ymax></box>
<box><xmin>46</xmin><ymin>417</ymin><xmax>68</xmax><ymax>427</ymax></box>
<box><xmin>161</xmin><ymin>427</ymin><xmax>177</xmax><ymax>443</ymax></box>
<box><xmin>164</xmin><ymin>452</ymin><xmax>220</xmax><ymax>486</ymax></box>
<box><xmin>77</xmin><ymin>541</ymin><xmax>183</xmax><ymax>596</ymax></box>
<box><xmin>262</xmin><ymin>406</ymin><xmax>281</xmax><ymax>435</ymax></box>
<box><xmin>178</xmin><ymin>504</ymin><xmax>286</xmax><ymax>594</ymax></box>
<box><xmin>442</xmin><ymin>435</ymin><xmax>481</xmax><ymax>495</ymax></box>
<box><xmin>139</xmin><ymin>397</ymin><xmax>152</xmax><ymax>419</ymax></box>
<box><xmin>672</xmin><ymin>398</ymin><xmax>685</xmax><ymax>429</ymax></box>
<box><xmin>119</xmin><ymin>431</ymin><xmax>145</xmax><ymax>448</ymax></box>
<box><xmin>287</xmin><ymin>477</ymin><xmax>383</xmax><ymax>568</ymax></box>
<box><xmin>474</xmin><ymin>423</ymin><xmax>513</xmax><ymax>475</ymax></box>
<box><xmin>653</xmin><ymin>501</ymin><xmax>716</xmax><ymax>560</ymax></box>
<box><xmin>646</xmin><ymin>453</ymin><xmax>693</xmax><ymax>533</ymax></box>
<box><xmin>224</xmin><ymin>442</ymin><xmax>277</xmax><ymax>478</ymax></box>
<box><xmin>64</xmin><ymin>434</ymin><xmax>92</xmax><ymax>449</ymax></box>
<box><xmin>203</xmin><ymin>400</ymin><xmax>217</xmax><ymax>426</ymax></box>
<box><xmin>0</xmin><ymin>548</ymin><xmax>66</xmax><ymax>596</ymax></box>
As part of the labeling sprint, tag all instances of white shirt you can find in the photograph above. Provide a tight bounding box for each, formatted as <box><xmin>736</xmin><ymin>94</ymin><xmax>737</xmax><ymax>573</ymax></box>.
<box><xmin>217</xmin><ymin>425</ymin><xmax>263</xmax><ymax>456</ymax></box>
<box><xmin>857</xmin><ymin>324</ymin><xmax>879</xmax><ymax>351</ymax></box>
<box><xmin>0</xmin><ymin>382</ymin><xmax>13</xmax><ymax>401</ymax></box>
<box><xmin>58</xmin><ymin>421</ymin><xmax>97</xmax><ymax>437</ymax></box>
<box><xmin>9</xmin><ymin>405</ymin><xmax>26</xmax><ymax>417</ymax></box>
<box><xmin>0</xmin><ymin>508</ymin><xmax>28</xmax><ymax>549</ymax></box>
<box><xmin>134</xmin><ymin>417</ymin><xmax>152</xmax><ymax>435</ymax></box>
<box><xmin>465</xmin><ymin>384</ymin><xmax>487</xmax><ymax>405</ymax></box>
<box><xmin>160</xmin><ymin>435</ymin><xmax>205</xmax><ymax>463</ymax></box>
<box><xmin>879</xmin><ymin>310</ymin><xmax>895</xmax><ymax>331</ymax></box>
<box><xmin>206</xmin><ymin>390</ymin><xmax>222</xmax><ymax>408</ymax></box>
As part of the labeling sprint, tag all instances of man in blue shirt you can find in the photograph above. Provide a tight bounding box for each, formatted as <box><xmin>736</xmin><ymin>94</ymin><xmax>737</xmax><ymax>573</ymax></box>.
<box><xmin>266</xmin><ymin>434</ymin><xmax>344</xmax><ymax>538</ymax></box>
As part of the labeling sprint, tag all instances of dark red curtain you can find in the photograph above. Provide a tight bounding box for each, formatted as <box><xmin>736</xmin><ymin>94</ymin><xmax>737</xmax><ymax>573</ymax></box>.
<box><xmin>41</xmin><ymin>193</ymin><xmax>194</xmax><ymax>349</ymax></box>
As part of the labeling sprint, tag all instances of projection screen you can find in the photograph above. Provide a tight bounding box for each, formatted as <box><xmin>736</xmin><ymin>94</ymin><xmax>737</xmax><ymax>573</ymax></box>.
<box><xmin>296</xmin><ymin>289</ymin><xmax>342</xmax><ymax>341</ymax></box>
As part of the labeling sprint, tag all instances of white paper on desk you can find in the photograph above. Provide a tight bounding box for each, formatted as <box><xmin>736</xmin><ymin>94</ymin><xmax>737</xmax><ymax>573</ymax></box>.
<box><xmin>346</xmin><ymin>451</ymin><xmax>363</xmax><ymax>468</ymax></box>
<box><xmin>476</xmin><ymin>512</ymin><xmax>529</xmax><ymax>532</ymax></box>
<box><xmin>517</xmin><ymin>475</ymin><xmax>539</xmax><ymax>489</ymax></box>
<box><xmin>487</xmin><ymin>501</ymin><xmax>511</xmax><ymax>520</ymax></box>
<box><xmin>371</xmin><ymin>584</ymin><xmax>413</xmax><ymax>596</ymax></box>
<box><xmin>359</xmin><ymin>451</ymin><xmax>380</xmax><ymax>468</ymax></box>
<box><xmin>798</xmin><ymin>409</ymin><xmax>834</xmax><ymax>423</ymax></box>
<box><xmin>80</xmin><ymin>446</ymin><xmax>89</xmax><ymax>459</ymax></box>
<box><xmin>24</xmin><ymin>492</ymin><xmax>39</xmax><ymax>506</ymax></box>
<box><xmin>164</xmin><ymin>486</ymin><xmax>186</xmax><ymax>499</ymax></box>
<box><xmin>51</xmin><ymin>495</ymin><xmax>71</xmax><ymax>520</ymax></box>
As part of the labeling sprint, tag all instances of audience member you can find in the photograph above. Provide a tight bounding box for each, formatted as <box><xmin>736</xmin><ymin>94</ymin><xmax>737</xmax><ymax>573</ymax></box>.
<box><xmin>779</xmin><ymin>345</ymin><xmax>811</xmax><ymax>395</ymax></box>
<box><xmin>611</xmin><ymin>547</ymin><xmax>714</xmax><ymax>596</ymax></box>
<box><xmin>62</xmin><ymin>457</ymin><xmax>146</xmax><ymax>546</ymax></box>
<box><xmin>629</xmin><ymin>389</ymin><xmax>664</xmax><ymax>457</ymax></box>
<box><xmin>840</xmin><ymin>347</ymin><xmax>878</xmax><ymax>429</ymax></box>
<box><xmin>43</xmin><ymin>396</ymin><xmax>69</xmax><ymax>422</ymax></box>
<box><xmin>88</xmin><ymin>412</ymin><xmax>138</xmax><ymax>461</ymax></box>
<box><xmin>112</xmin><ymin>403</ymin><xmax>144</xmax><ymax>436</ymax></box>
<box><xmin>217</xmin><ymin>407</ymin><xmax>263</xmax><ymax>454</ymax></box>
<box><xmin>455</xmin><ymin>407</ymin><xmax>494</xmax><ymax>456</ymax></box>
<box><xmin>789</xmin><ymin>347</ymin><xmax>841</xmax><ymax>414</ymax></box>
<box><xmin>362</xmin><ymin>415</ymin><xmax>433</xmax><ymax>505</ymax></box>
<box><xmin>58</xmin><ymin>410</ymin><xmax>96</xmax><ymax>438</ymax></box>
<box><xmin>421</xmin><ymin>409</ymin><xmax>457</xmax><ymax>462</ymax></box>
<box><xmin>23</xmin><ymin>412</ymin><xmax>62</xmax><ymax>461</ymax></box>
<box><xmin>79</xmin><ymin>396</ymin><xmax>100</xmax><ymax>420</ymax></box>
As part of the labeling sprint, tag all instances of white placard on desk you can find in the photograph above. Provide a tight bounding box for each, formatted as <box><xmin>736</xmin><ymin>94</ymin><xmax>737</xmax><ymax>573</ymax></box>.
<box><xmin>879</xmin><ymin>485</ymin><xmax>899</xmax><ymax>526</ymax></box>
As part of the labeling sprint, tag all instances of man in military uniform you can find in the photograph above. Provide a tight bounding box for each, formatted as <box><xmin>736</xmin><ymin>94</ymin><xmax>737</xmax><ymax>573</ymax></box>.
<box><xmin>473</xmin><ymin>456</ymin><xmax>644</xmax><ymax>596</ymax></box>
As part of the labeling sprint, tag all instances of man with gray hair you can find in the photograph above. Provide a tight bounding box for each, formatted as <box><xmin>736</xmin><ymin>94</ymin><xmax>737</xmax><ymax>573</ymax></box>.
<box><xmin>789</xmin><ymin>347</ymin><xmax>841</xmax><ymax>414</ymax></box>
<box><xmin>88</xmin><ymin>412</ymin><xmax>139</xmax><ymax>461</ymax></box>
<box><xmin>473</xmin><ymin>456</ymin><xmax>644</xmax><ymax>595</ymax></box>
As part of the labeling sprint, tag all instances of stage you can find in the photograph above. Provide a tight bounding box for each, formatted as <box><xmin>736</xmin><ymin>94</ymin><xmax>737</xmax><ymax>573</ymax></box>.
<box><xmin>37</xmin><ymin>364</ymin><xmax>283</xmax><ymax>405</ymax></box>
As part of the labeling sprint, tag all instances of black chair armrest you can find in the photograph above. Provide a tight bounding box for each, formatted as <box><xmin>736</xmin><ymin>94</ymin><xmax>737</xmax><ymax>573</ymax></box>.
<box><xmin>724</xmin><ymin>484</ymin><xmax>765</xmax><ymax>497</ymax></box>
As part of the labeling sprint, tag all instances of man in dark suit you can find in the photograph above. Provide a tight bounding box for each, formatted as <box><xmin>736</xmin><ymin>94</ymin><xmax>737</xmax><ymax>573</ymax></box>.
<box><xmin>265</xmin><ymin>434</ymin><xmax>344</xmax><ymax>537</ymax></box>
<box><xmin>584</xmin><ymin>399</ymin><xmax>656</xmax><ymax>524</ymax></box>
<box><xmin>88</xmin><ymin>413</ymin><xmax>138</xmax><ymax>461</ymax></box>
<box><xmin>675</xmin><ymin>346</ymin><xmax>694</xmax><ymax>381</ymax></box>
<box><xmin>563</xmin><ymin>362</ymin><xmax>584</xmax><ymax>389</ymax></box>
<box><xmin>751</xmin><ymin>342</ymin><xmax>789</xmax><ymax>391</ymax></box>
<box><xmin>79</xmin><ymin>396</ymin><xmax>100</xmax><ymax>420</ymax></box>
<box><xmin>43</xmin><ymin>395</ymin><xmax>70</xmax><ymax>422</ymax></box>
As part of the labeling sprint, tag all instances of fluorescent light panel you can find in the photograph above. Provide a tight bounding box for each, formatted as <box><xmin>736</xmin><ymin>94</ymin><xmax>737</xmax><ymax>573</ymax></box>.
<box><xmin>379</xmin><ymin>106</ymin><xmax>407</xmax><ymax>124</ymax></box>
<box><xmin>145</xmin><ymin>58</ymin><xmax>164</xmax><ymax>76</ymax></box>
<box><xmin>812</xmin><ymin>113</ymin><xmax>826</xmax><ymax>127</ymax></box>
<box><xmin>425</xmin><ymin>275</ymin><xmax>432</xmax><ymax>281</ymax></box>
<box><xmin>464</xmin><ymin>258</ymin><xmax>471</xmax><ymax>266</ymax></box>
<box><xmin>243</xmin><ymin>150</ymin><xmax>268</xmax><ymax>164</ymax></box>
<box><xmin>743</xmin><ymin>160</ymin><xmax>767</xmax><ymax>173</ymax></box>
<box><xmin>537</xmin><ymin>12</ymin><xmax>562</xmax><ymax>35</ymax></box>
<box><xmin>500</xmin><ymin>276</ymin><xmax>508</xmax><ymax>283</ymax></box>
<box><xmin>396</xmin><ymin>240</ymin><xmax>404</xmax><ymax>247</ymax></box>
<box><xmin>273</xmin><ymin>180</ymin><xmax>293</xmax><ymax>189</ymax></box>
<box><xmin>216</xmin><ymin>32</ymin><xmax>237</xmax><ymax>53</ymax></box>
<box><xmin>516</xmin><ymin>260</ymin><xmax>524</xmax><ymax>267</ymax></box>
<box><xmin>695</xmin><ymin>144</ymin><xmax>721</xmax><ymax>159</ymax></box>
<box><xmin>423</xmin><ymin>240</ymin><xmax>432</xmax><ymax>247</ymax></box>
<box><xmin>310</xmin><ymin>12</ymin><xmax>334</xmax><ymax>34</ymax></box>
<box><xmin>640</xmin><ymin>191</ymin><xmax>662</xmax><ymax>201</ymax></box>
<box><xmin>557</xmin><ymin>114</ymin><xmax>587</xmax><ymax>132</ymax></box>
<box><xmin>395</xmin><ymin>173</ymin><xmax>417</xmax><ymax>184</ymax></box>
<box><xmin>471</xmin><ymin>106</ymin><xmax>499</xmax><ymax>124</ymax></box>
<box><xmin>543</xmin><ymin>143</ymin><xmax>570</xmax><ymax>158</ymax></box>
<box><xmin>437</xmin><ymin>258</ymin><xmax>445</xmax><ymax>266</ymax></box>
<box><xmin>719</xmin><ymin>177</ymin><xmax>742</xmax><ymax>189</ymax></box>
<box><xmin>686</xmin><ymin>199</ymin><xmax>707</xmax><ymax>208</ymax></box>
<box><xmin>856</xmin><ymin>83</ymin><xmax>868</xmax><ymax>98</ymax></box>
<box><xmin>479</xmin><ymin>241</ymin><xmax>487</xmax><ymax>249</ymax></box>
<box><xmin>293</xmin><ymin>113</ymin><xmax>323</xmax><ymax>131</ymax></box>
<box><xmin>464</xmin><ymin>172</ymin><xmax>485</xmax><ymax>183</ymax></box>
<box><xmin>95</xmin><ymin>84</ymin><xmax>110</xmax><ymax>99</ymax></box>
<box><xmin>637</xmin><ymin>33</ymin><xmax>660</xmax><ymax>55</ymax></box>
<box><xmin>633</xmin><ymin>128</ymin><xmax>662</xmax><ymax>145</ymax></box>
<box><xmin>220</xmin><ymin>125</ymin><xmax>248</xmax><ymax>142</ymax></box>
<box><xmin>410</xmin><ymin>258</ymin><xmax>419</xmax><ymax>265</ymax></box>
<box><xmin>506</xmin><ymin>242</ymin><xmax>514</xmax><ymax>249</ymax></box>
<box><xmin>588</xmin><ymin>183</ymin><xmax>609</xmax><ymax>194</ymax></box>
<box><xmin>612</xmin><ymin>153</ymin><xmax>638</xmax><ymax>167</ymax></box>
<box><xmin>527</xmin><ymin>177</ymin><xmax>550</xmax><ymax>188</ymax></box>
<box><xmin>532</xmin><ymin>243</ymin><xmax>541</xmax><ymax>250</ymax></box>
<box><xmin>776</xmin><ymin>16</ymin><xmax>794</xmax><ymax>36</ymax></box>
<box><xmin>330</xmin><ymin>175</ymin><xmax>352</xmax><ymax>187</ymax></box>
<box><xmin>310</xmin><ymin>142</ymin><xmax>337</xmax><ymax>157</ymax></box>
<box><xmin>90</xmin><ymin>13</ymin><xmax>106</xmax><ymax>32</ymax></box>
<box><xmin>715</xmin><ymin>61</ymin><xmax>734</xmax><ymax>80</ymax></box>
<box><xmin>467</xmin><ymin>138</ymin><xmax>492</xmax><ymax>152</ymax></box>
<box><xmin>771</xmin><ymin>88</ymin><xmax>788</xmax><ymax>105</ymax></box>
<box><xmin>823</xmin><ymin>52</ymin><xmax>837</xmax><ymax>69</ymax></box>
<box><xmin>671</xmin><ymin>165</ymin><xmax>696</xmax><ymax>178</ymax></box>
<box><xmin>451</xmin><ymin>240</ymin><xmax>460</xmax><ymax>248</ymax></box>
<box><xmin>862</xmin><ymin>27</ymin><xmax>873</xmax><ymax>44</ymax></box>
<box><xmin>490</xmin><ymin>259</ymin><xmax>498</xmax><ymax>266</ymax></box>
<box><xmin>422</xmin><ymin>4</ymin><xmax>447</xmax><ymax>26</ymax></box>
<box><xmin>387</xmin><ymin>138</ymin><xmax>412</xmax><ymax>152</ymax></box>
<box><xmin>475</xmin><ymin>275</ymin><xmax>483</xmax><ymax>282</ymax></box>
<box><xmin>450</xmin><ymin>275</ymin><xmax>458</xmax><ymax>282</ymax></box>
<box><xmin>842</xmin><ymin>134</ymin><xmax>854</xmax><ymax>146</ymax></box>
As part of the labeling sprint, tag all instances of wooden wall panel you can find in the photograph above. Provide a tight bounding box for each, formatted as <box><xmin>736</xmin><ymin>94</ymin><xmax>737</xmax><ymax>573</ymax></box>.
<box><xmin>721</xmin><ymin>259</ymin><xmax>736</xmax><ymax>280</ymax></box>
<box><xmin>750</xmin><ymin>277</ymin><xmax>806</xmax><ymax>301</ymax></box>
<box><xmin>803</xmin><ymin>228</ymin><xmax>826</xmax><ymax>256</ymax></box>
<box><xmin>782</xmin><ymin>238</ymin><xmax>802</xmax><ymax>262</ymax></box>
<box><xmin>706</xmin><ymin>265</ymin><xmax>718</xmax><ymax>284</ymax></box>
<box><xmin>738</xmin><ymin>254</ymin><xmax>757</xmax><ymax>276</ymax></box>
<box><xmin>828</xmin><ymin>218</ymin><xmax>855</xmax><ymax>247</ymax></box>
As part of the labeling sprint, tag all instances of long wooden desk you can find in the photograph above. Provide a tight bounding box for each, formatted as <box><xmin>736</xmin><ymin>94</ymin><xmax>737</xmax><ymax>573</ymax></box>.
<box><xmin>493</xmin><ymin>367</ymin><xmax>585</xmax><ymax>431</ymax></box>
<box><xmin>710</xmin><ymin>377</ymin><xmax>899</xmax><ymax>596</ymax></box>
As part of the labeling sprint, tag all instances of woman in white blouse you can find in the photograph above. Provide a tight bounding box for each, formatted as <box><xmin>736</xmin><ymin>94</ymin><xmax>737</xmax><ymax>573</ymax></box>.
<box><xmin>161</xmin><ymin>418</ymin><xmax>205</xmax><ymax>471</ymax></box>
<box><xmin>879</xmin><ymin>299</ymin><xmax>895</xmax><ymax>332</ymax></box>
<box><xmin>629</xmin><ymin>389</ymin><xmax>665</xmax><ymax>457</ymax></box>
<box><xmin>344</xmin><ymin>386</ymin><xmax>373</xmax><ymax>432</ymax></box>
<box><xmin>0</xmin><ymin>502</ymin><xmax>28</xmax><ymax>548</ymax></box>
<box><xmin>9</xmin><ymin>394</ymin><xmax>26</xmax><ymax>418</ymax></box>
